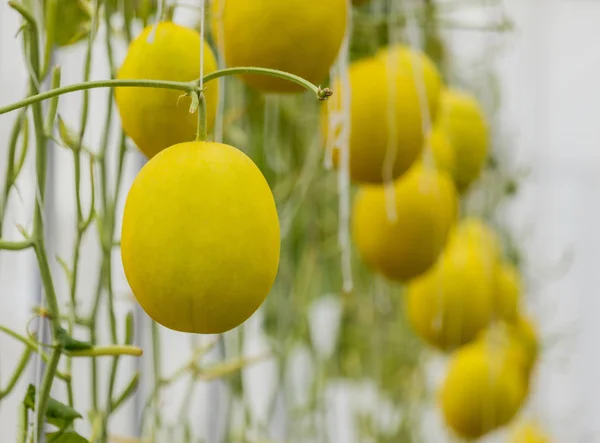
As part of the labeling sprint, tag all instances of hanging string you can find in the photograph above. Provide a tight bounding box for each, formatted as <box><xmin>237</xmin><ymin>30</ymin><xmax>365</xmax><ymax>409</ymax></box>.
<box><xmin>214</xmin><ymin>0</ymin><xmax>227</xmax><ymax>143</ymax></box>
<box><xmin>198</xmin><ymin>0</ymin><xmax>205</xmax><ymax>93</ymax></box>
<box><xmin>148</xmin><ymin>0</ymin><xmax>167</xmax><ymax>43</ymax></box>
<box><xmin>382</xmin><ymin>0</ymin><xmax>403</xmax><ymax>223</ymax></box>
<box><xmin>337</xmin><ymin>0</ymin><xmax>353</xmax><ymax>294</ymax></box>
<box><xmin>323</xmin><ymin>71</ymin><xmax>341</xmax><ymax>170</ymax></box>
<box><xmin>403</xmin><ymin>4</ymin><xmax>434</xmax><ymax>171</ymax></box>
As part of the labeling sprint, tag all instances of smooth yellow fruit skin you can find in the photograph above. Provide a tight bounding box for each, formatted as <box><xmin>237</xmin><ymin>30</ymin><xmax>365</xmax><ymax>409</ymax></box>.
<box><xmin>115</xmin><ymin>23</ymin><xmax>218</xmax><ymax>159</ymax></box>
<box><xmin>406</xmin><ymin>220</ymin><xmax>502</xmax><ymax>351</ymax></box>
<box><xmin>406</xmin><ymin>240</ymin><xmax>497</xmax><ymax>351</ymax></box>
<box><xmin>507</xmin><ymin>316</ymin><xmax>540</xmax><ymax>378</ymax></box>
<box><xmin>427</xmin><ymin>126</ymin><xmax>456</xmax><ymax>177</ymax></box>
<box><xmin>449</xmin><ymin>219</ymin><xmax>520</xmax><ymax>324</ymax></box>
<box><xmin>211</xmin><ymin>0</ymin><xmax>347</xmax><ymax>93</ymax></box>
<box><xmin>121</xmin><ymin>142</ymin><xmax>280</xmax><ymax>334</ymax></box>
<box><xmin>440</xmin><ymin>343</ymin><xmax>528</xmax><ymax>440</ymax></box>
<box><xmin>352</xmin><ymin>164</ymin><xmax>457</xmax><ymax>282</ymax></box>
<box><xmin>435</xmin><ymin>88</ymin><xmax>488</xmax><ymax>191</ymax></box>
<box><xmin>448</xmin><ymin>217</ymin><xmax>502</xmax><ymax>260</ymax></box>
<box><xmin>326</xmin><ymin>46</ymin><xmax>442</xmax><ymax>184</ymax></box>
<box><xmin>511</xmin><ymin>422</ymin><xmax>550</xmax><ymax>443</ymax></box>
<box><xmin>475</xmin><ymin>317</ymin><xmax>540</xmax><ymax>383</ymax></box>
<box><xmin>495</xmin><ymin>262</ymin><xmax>522</xmax><ymax>324</ymax></box>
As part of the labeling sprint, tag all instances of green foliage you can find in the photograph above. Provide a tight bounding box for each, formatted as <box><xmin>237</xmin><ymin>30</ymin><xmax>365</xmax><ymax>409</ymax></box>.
<box><xmin>46</xmin><ymin>0</ymin><xmax>93</xmax><ymax>47</ymax></box>
<box><xmin>24</xmin><ymin>384</ymin><xmax>83</xmax><ymax>429</ymax></box>
<box><xmin>47</xmin><ymin>431</ymin><xmax>90</xmax><ymax>443</ymax></box>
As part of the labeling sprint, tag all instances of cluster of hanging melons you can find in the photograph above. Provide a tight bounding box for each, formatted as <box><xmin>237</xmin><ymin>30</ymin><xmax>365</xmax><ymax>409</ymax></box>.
<box><xmin>337</xmin><ymin>44</ymin><xmax>490</xmax><ymax>283</ymax></box>
<box><xmin>319</xmin><ymin>19</ymin><xmax>524</xmax><ymax>438</ymax></box>
<box><xmin>404</xmin><ymin>218</ymin><xmax>540</xmax><ymax>439</ymax></box>
<box><xmin>115</xmin><ymin>0</ymin><xmax>350</xmax><ymax>334</ymax></box>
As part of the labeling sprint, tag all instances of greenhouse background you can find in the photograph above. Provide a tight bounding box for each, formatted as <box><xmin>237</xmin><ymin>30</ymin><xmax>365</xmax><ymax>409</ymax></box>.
<box><xmin>1</xmin><ymin>0</ymin><xmax>599</xmax><ymax>442</ymax></box>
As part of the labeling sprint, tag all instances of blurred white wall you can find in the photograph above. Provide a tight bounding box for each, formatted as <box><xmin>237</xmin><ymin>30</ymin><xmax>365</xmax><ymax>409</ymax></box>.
<box><xmin>2</xmin><ymin>0</ymin><xmax>600</xmax><ymax>442</ymax></box>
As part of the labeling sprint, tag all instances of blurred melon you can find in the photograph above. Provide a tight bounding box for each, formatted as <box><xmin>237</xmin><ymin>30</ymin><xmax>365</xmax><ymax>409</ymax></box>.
<box><xmin>427</xmin><ymin>126</ymin><xmax>456</xmax><ymax>178</ymax></box>
<box><xmin>211</xmin><ymin>0</ymin><xmax>347</xmax><ymax>93</ymax></box>
<box><xmin>440</xmin><ymin>342</ymin><xmax>528</xmax><ymax>439</ymax></box>
<box><xmin>495</xmin><ymin>261</ymin><xmax>522</xmax><ymax>324</ymax></box>
<box><xmin>352</xmin><ymin>163</ymin><xmax>457</xmax><ymax>282</ymax></box>
<box><xmin>435</xmin><ymin>88</ymin><xmax>489</xmax><ymax>191</ymax></box>
<box><xmin>325</xmin><ymin>45</ymin><xmax>442</xmax><ymax>184</ymax></box>
<box><xmin>406</xmin><ymin>219</ymin><xmax>501</xmax><ymax>351</ymax></box>
<box><xmin>476</xmin><ymin>316</ymin><xmax>540</xmax><ymax>380</ymax></box>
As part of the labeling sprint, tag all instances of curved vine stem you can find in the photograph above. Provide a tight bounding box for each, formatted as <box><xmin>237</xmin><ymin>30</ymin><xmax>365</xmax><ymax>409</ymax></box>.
<box><xmin>0</xmin><ymin>79</ymin><xmax>197</xmax><ymax>115</ymax></box>
<box><xmin>202</xmin><ymin>67</ymin><xmax>333</xmax><ymax>100</ymax></box>
<box><xmin>0</xmin><ymin>68</ymin><xmax>332</xmax><ymax>117</ymax></box>
<box><xmin>0</xmin><ymin>326</ymin><xmax>70</xmax><ymax>382</ymax></box>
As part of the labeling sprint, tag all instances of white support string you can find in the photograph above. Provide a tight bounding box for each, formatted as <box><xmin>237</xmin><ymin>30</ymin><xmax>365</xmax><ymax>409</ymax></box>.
<box><xmin>214</xmin><ymin>0</ymin><xmax>227</xmax><ymax>143</ymax></box>
<box><xmin>337</xmin><ymin>0</ymin><xmax>353</xmax><ymax>293</ymax></box>
<box><xmin>382</xmin><ymin>0</ymin><xmax>403</xmax><ymax>223</ymax></box>
<box><xmin>199</xmin><ymin>0</ymin><xmax>206</xmax><ymax>93</ymax></box>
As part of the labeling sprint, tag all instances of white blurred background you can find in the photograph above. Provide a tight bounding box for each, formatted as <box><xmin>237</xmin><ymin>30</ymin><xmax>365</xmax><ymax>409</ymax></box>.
<box><xmin>1</xmin><ymin>0</ymin><xmax>599</xmax><ymax>441</ymax></box>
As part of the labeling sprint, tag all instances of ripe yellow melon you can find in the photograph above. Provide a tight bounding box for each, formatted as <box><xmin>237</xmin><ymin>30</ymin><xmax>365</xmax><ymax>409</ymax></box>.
<box><xmin>440</xmin><ymin>342</ymin><xmax>528</xmax><ymax>439</ymax></box>
<box><xmin>406</xmin><ymin>239</ymin><xmax>497</xmax><ymax>351</ymax></box>
<box><xmin>211</xmin><ymin>0</ymin><xmax>347</xmax><ymax>93</ymax></box>
<box><xmin>495</xmin><ymin>261</ymin><xmax>522</xmax><ymax>324</ymax></box>
<box><xmin>352</xmin><ymin>164</ymin><xmax>457</xmax><ymax>282</ymax></box>
<box><xmin>406</xmin><ymin>219</ymin><xmax>503</xmax><ymax>351</ymax></box>
<box><xmin>325</xmin><ymin>46</ymin><xmax>443</xmax><ymax>184</ymax></box>
<box><xmin>121</xmin><ymin>142</ymin><xmax>280</xmax><ymax>334</ymax></box>
<box><xmin>447</xmin><ymin>217</ymin><xmax>502</xmax><ymax>260</ymax></box>
<box><xmin>434</xmin><ymin>88</ymin><xmax>489</xmax><ymax>191</ymax></box>
<box><xmin>115</xmin><ymin>22</ymin><xmax>219</xmax><ymax>159</ymax></box>
<box><xmin>474</xmin><ymin>316</ymin><xmax>540</xmax><ymax>385</ymax></box>
<box><xmin>426</xmin><ymin>126</ymin><xmax>456</xmax><ymax>177</ymax></box>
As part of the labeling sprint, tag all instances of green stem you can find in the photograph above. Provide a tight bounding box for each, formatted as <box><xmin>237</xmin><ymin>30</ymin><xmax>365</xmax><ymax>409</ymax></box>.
<box><xmin>202</xmin><ymin>67</ymin><xmax>331</xmax><ymax>100</ymax></box>
<box><xmin>0</xmin><ymin>67</ymin><xmax>332</xmax><ymax>117</ymax></box>
<box><xmin>68</xmin><ymin>345</ymin><xmax>143</xmax><ymax>357</ymax></box>
<box><xmin>65</xmin><ymin>12</ymin><xmax>96</xmax><ymax>409</ymax></box>
<box><xmin>0</xmin><ymin>325</ymin><xmax>70</xmax><ymax>382</ymax></box>
<box><xmin>0</xmin><ymin>348</ymin><xmax>32</xmax><ymax>399</ymax></box>
<box><xmin>110</xmin><ymin>371</ymin><xmax>140</xmax><ymax>412</ymax></box>
<box><xmin>33</xmin><ymin>244</ymin><xmax>62</xmax><ymax>337</ymax></box>
<box><xmin>11</xmin><ymin>0</ymin><xmax>62</xmax><ymax>333</ymax></box>
<box><xmin>102</xmin><ymin>213</ymin><xmax>120</xmax><ymax>443</ymax></box>
<box><xmin>0</xmin><ymin>111</ymin><xmax>26</xmax><ymax>234</ymax></box>
<box><xmin>44</xmin><ymin>67</ymin><xmax>61</xmax><ymax>134</ymax></box>
<box><xmin>65</xmin><ymin>379</ymin><xmax>74</xmax><ymax>410</ymax></box>
<box><xmin>89</xmin><ymin>264</ymin><xmax>105</xmax><ymax>411</ymax></box>
<box><xmin>19</xmin><ymin>401</ymin><xmax>28</xmax><ymax>443</ymax></box>
<box><xmin>92</xmin><ymin>11</ymin><xmax>119</xmax><ymax>420</ymax></box>
<box><xmin>151</xmin><ymin>322</ymin><xmax>162</xmax><ymax>435</ymax></box>
<box><xmin>42</xmin><ymin>0</ymin><xmax>58</xmax><ymax>78</ymax></box>
<box><xmin>0</xmin><ymin>239</ymin><xmax>34</xmax><ymax>250</ymax></box>
<box><xmin>0</xmin><ymin>79</ymin><xmax>197</xmax><ymax>115</ymax></box>
<box><xmin>195</xmin><ymin>91</ymin><xmax>207</xmax><ymax>141</ymax></box>
<box><xmin>36</xmin><ymin>346</ymin><xmax>62</xmax><ymax>440</ymax></box>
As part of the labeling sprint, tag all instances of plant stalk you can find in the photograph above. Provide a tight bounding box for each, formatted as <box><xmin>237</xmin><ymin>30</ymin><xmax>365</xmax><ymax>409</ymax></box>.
<box><xmin>195</xmin><ymin>91</ymin><xmax>207</xmax><ymax>142</ymax></box>
<box><xmin>0</xmin><ymin>67</ymin><xmax>331</xmax><ymax>117</ymax></box>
